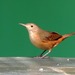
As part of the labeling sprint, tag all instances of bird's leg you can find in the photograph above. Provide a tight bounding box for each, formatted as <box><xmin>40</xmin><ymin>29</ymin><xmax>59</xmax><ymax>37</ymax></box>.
<box><xmin>39</xmin><ymin>50</ymin><xmax>47</xmax><ymax>57</ymax></box>
<box><xmin>41</xmin><ymin>50</ymin><xmax>51</xmax><ymax>58</ymax></box>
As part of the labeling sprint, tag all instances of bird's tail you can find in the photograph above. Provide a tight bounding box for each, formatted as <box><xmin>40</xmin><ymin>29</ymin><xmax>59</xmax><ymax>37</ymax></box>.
<box><xmin>63</xmin><ymin>32</ymin><xmax>75</xmax><ymax>39</ymax></box>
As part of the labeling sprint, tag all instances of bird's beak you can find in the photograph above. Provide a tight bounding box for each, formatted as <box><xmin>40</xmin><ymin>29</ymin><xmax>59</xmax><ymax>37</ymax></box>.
<box><xmin>19</xmin><ymin>23</ymin><xmax>26</xmax><ymax>27</ymax></box>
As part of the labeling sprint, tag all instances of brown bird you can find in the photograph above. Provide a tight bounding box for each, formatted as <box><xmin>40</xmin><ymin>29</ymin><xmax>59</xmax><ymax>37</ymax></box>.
<box><xmin>20</xmin><ymin>23</ymin><xmax>75</xmax><ymax>58</ymax></box>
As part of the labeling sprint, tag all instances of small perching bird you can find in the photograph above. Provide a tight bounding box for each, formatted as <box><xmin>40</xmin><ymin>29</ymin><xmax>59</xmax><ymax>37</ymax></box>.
<box><xmin>20</xmin><ymin>23</ymin><xmax>75</xmax><ymax>58</ymax></box>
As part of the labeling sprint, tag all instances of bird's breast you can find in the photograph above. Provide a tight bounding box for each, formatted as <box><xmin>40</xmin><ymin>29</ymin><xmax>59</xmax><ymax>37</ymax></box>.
<box><xmin>29</xmin><ymin>32</ymin><xmax>40</xmax><ymax>43</ymax></box>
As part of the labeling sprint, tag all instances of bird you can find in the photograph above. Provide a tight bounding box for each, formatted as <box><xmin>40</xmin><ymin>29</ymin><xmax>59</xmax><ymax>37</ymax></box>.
<box><xmin>20</xmin><ymin>23</ymin><xmax>75</xmax><ymax>58</ymax></box>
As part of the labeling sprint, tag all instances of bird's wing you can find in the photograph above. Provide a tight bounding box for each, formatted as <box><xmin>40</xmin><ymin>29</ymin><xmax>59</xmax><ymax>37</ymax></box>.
<box><xmin>42</xmin><ymin>32</ymin><xmax>62</xmax><ymax>42</ymax></box>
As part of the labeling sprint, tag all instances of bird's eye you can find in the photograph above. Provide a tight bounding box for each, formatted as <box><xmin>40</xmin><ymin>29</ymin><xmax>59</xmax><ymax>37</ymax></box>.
<box><xmin>31</xmin><ymin>25</ymin><xmax>33</xmax><ymax>27</ymax></box>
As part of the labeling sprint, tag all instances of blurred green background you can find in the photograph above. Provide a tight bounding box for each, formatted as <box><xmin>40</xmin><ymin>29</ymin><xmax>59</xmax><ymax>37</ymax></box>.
<box><xmin>0</xmin><ymin>0</ymin><xmax>75</xmax><ymax>57</ymax></box>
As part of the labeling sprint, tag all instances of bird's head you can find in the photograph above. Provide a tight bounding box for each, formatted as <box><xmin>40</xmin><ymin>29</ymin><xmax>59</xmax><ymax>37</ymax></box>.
<box><xmin>19</xmin><ymin>23</ymin><xmax>40</xmax><ymax>32</ymax></box>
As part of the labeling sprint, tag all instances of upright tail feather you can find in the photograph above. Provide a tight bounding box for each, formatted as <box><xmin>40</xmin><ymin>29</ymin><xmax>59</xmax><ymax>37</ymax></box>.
<box><xmin>63</xmin><ymin>32</ymin><xmax>75</xmax><ymax>39</ymax></box>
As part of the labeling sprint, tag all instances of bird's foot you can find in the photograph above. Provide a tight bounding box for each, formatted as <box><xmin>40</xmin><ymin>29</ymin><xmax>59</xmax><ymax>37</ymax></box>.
<box><xmin>34</xmin><ymin>56</ymin><xmax>50</xmax><ymax>59</ymax></box>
